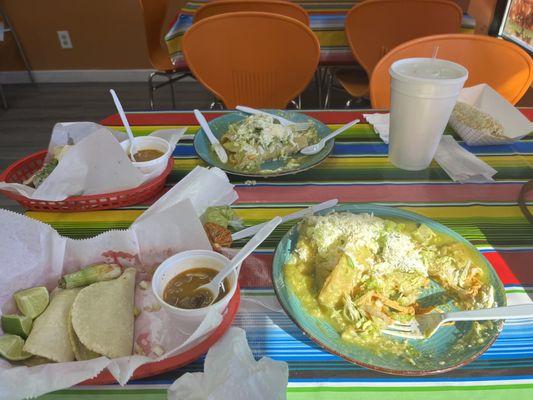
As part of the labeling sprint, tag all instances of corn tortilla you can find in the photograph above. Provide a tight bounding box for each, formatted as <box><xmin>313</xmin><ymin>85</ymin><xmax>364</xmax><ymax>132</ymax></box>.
<box><xmin>23</xmin><ymin>288</ymin><xmax>80</xmax><ymax>362</ymax></box>
<box><xmin>67</xmin><ymin>309</ymin><xmax>100</xmax><ymax>361</ymax></box>
<box><xmin>71</xmin><ymin>268</ymin><xmax>136</xmax><ymax>358</ymax></box>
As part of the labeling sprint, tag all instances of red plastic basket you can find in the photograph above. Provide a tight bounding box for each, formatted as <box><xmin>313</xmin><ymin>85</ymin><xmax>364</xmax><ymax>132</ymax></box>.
<box><xmin>0</xmin><ymin>150</ymin><xmax>173</xmax><ymax>212</ymax></box>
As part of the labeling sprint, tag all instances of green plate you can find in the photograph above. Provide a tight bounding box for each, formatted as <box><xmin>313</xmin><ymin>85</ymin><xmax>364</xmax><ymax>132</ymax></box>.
<box><xmin>272</xmin><ymin>204</ymin><xmax>506</xmax><ymax>375</ymax></box>
<box><xmin>193</xmin><ymin>110</ymin><xmax>333</xmax><ymax>178</ymax></box>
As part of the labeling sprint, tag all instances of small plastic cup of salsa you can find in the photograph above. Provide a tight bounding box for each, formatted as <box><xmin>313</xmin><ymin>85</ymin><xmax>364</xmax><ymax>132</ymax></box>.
<box><xmin>151</xmin><ymin>249</ymin><xmax>239</xmax><ymax>322</ymax></box>
<box><xmin>120</xmin><ymin>136</ymin><xmax>171</xmax><ymax>175</ymax></box>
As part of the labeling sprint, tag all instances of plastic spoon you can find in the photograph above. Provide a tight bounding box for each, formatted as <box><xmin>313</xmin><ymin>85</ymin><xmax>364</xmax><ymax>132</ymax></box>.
<box><xmin>110</xmin><ymin>89</ymin><xmax>137</xmax><ymax>161</ymax></box>
<box><xmin>194</xmin><ymin>109</ymin><xmax>228</xmax><ymax>163</ymax></box>
<box><xmin>231</xmin><ymin>198</ymin><xmax>338</xmax><ymax>241</ymax></box>
<box><xmin>197</xmin><ymin>216</ymin><xmax>282</xmax><ymax>304</ymax></box>
<box><xmin>300</xmin><ymin>119</ymin><xmax>360</xmax><ymax>155</ymax></box>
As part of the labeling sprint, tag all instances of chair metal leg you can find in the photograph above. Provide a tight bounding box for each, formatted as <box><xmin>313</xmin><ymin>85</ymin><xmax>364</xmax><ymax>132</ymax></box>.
<box><xmin>316</xmin><ymin>69</ymin><xmax>322</xmax><ymax>109</ymax></box>
<box><xmin>148</xmin><ymin>72</ymin><xmax>156</xmax><ymax>110</ymax></box>
<box><xmin>168</xmin><ymin>76</ymin><xmax>176</xmax><ymax>109</ymax></box>
<box><xmin>0</xmin><ymin>84</ymin><xmax>7</xmax><ymax>109</ymax></box>
<box><xmin>0</xmin><ymin>8</ymin><xmax>34</xmax><ymax>84</ymax></box>
<box><xmin>324</xmin><ymin>70</ymin><xmax>333</xmax><ymax>109</ymax></box>
<box><xmin>149</xmin><ymin>71</ymin><xmax>193</xmax><ymax>110</ymax></box>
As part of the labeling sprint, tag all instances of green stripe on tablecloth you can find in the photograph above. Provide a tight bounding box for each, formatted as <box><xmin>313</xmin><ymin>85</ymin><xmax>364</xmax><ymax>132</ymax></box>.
<box><xmin>40</xmin><ymin>383</ymin><xmax>533</xmax><ymax>399</ymax></box>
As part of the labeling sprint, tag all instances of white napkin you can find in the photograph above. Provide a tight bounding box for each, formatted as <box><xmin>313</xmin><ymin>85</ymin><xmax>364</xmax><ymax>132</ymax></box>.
<box><xmin>364</xmin><ymin>113</ymin><xmax>497</xmax><ymax>183</ymax></box>
<box><xmin>0</xmin><ymin>122</ymin><xmax>186</xmax><ymax>201</ymax></box>
<box><xmin>168</xmin><ymin>327</ymin><xmax>288</xmax><ymax>400</ymax></box>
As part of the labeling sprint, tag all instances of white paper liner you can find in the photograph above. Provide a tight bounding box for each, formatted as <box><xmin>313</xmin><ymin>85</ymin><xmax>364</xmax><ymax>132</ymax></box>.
<box><xmin>0</xmin><ymin>166</ymin><xmax>236</xmax><ymax>400</ymax></box>
<box><xmin>449</xmin><ymin>111</ymin><xmax>512</xmax><ymax>146</ymax></box>
<box><xmin>452</xmin><ymin>84</ymin><xmax>533</xmax><ymax>146</ymax></box>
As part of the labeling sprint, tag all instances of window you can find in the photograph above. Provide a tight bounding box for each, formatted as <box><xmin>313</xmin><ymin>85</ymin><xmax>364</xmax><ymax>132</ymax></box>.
<box><xmin>498</xmin><ymin>0</ymin><xmax>532</xmax><ymax>52</ymax></box>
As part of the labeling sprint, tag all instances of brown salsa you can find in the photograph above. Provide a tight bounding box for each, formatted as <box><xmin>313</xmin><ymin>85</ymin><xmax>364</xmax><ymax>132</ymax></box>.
<box><xmin>163</xmin><ymin>267</ymin><xmax>230</xmax><ymax>309</ymax></box>
<box><xmin>131</xmin><ymin>149</ymin><xmax>164</xmax><ymax>162</ymax></box>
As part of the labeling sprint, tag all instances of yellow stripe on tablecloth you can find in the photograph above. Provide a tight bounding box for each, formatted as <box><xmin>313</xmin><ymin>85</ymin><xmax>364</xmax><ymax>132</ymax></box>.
<box><xmin>166</xmin><ymin>36</ymin><xmax>183</xmax><ymax>56</ymax></box>
<box><xmin>26</xmin><ymin>210</ymin><xmax>143</xmax><ymax>224</ymax></box>
<box><xmin>313</xmin><ymin>30</ymin><xmax>349</xmax><ymax>47</ymax></box>
<box><xmin>171</xmin><ymin>155</ymin><xmax>533</xmax><ymax>171</ymax></box>
<box><xmin>27</xmin><ymin>205</ymin><xmax>526</xmax><ymax>227</ymax></box>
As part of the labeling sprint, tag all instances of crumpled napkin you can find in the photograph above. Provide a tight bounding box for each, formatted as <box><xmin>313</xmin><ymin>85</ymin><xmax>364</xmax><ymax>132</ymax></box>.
<box><xmin>168</xmin><ymin>327</ymin><xmax>289</xmax><ymax>400</ymax></box>
<box><xmin>364</xmin><ymin>113</ymin><xmax>497</xmax><ymax>183</ymax></box>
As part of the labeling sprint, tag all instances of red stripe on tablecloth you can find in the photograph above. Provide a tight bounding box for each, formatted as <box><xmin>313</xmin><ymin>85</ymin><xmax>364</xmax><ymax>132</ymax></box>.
<box><xmin>236</xmin><ymin>183</ymin><xmax>530</xmax><ymax>204</ymax></box>
<box><xmin>101</xmin><ymin>112</ymin><xmax>370</xmax><ymax>126</ymax></box>
<box><xmin>238</xmin><ymin>251</ymin><xmax>533</xmax><ymax>288</ymax></box>
<box><xmin>100</xmin><ymin>109</ymin><xmax>533</xmax><ymax>127</ymax></box>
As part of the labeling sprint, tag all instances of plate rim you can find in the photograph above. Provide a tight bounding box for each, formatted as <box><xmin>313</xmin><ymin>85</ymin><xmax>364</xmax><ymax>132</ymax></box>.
<box><xmin>193</xmin><ymin>110</ymin><xmax>334</xmax><ymax>178</ymax></box>
<box><xmin>272</xmin><ymin>204</ymin><xmax>506</xmax><ymax>376</ymax></box>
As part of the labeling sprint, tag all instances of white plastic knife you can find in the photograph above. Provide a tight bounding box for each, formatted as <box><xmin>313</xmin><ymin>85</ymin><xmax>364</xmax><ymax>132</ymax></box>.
<box><xmin>194</xmin><ymin>109</ymin><xmax>228</xmax><ymax>163</ymax></box>
<box><xmin>231</xmin><ymin>198</ymin><xmax>338</xmax><ymax>241</ymax></box>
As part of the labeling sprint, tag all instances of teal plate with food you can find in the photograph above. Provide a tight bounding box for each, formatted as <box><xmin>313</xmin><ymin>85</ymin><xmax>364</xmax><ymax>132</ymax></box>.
<box><xmin>272</xmin><ymin>204</ymin><xmax>506</xmax><ymax>375</ymax></box>
<box><xmin>193</xmin><ymin>110</ymin><xmax>333</xmax><ymax>177</ymax></box>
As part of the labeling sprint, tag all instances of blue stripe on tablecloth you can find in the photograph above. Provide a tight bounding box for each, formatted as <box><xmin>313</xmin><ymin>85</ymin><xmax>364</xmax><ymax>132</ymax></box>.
<box><xmin>172</xmin><ymin>140</ymin><xmax>533</xmax><ymax>157</ymax></box>
<box><xmin>128</xmin><ymin>320</ymin><xmax>533</xmax><ymax>385</ymax></box>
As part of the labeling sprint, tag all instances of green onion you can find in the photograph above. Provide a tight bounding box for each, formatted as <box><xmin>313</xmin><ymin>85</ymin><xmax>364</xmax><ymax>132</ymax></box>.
<box><xmin>58</xmin><ymin>263</ymin><xmax>122</xmax><ymax>289</ymax></box>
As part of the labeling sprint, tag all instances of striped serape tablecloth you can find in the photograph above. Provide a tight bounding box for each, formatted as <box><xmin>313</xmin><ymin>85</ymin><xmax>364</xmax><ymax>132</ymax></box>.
<box><xmin>30</xmin><ymin>109</ymin><xmax>533</xmax><ymax>399</ymax></box>
<box><xmin>165</xmin><ymin>0</ymin><xmax>476</xmax><ymax>69</ymax></box>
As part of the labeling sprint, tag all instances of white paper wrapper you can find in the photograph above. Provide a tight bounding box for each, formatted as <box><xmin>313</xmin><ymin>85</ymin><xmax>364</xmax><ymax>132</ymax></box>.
<box><xmin>0</xmin><ymin>122</ymin><xmax>186</xmax><ymax>201</ymax></box>
<box><xmin>0</xmin><ymin>166</ymin><xmax>237</xmax><ymax>400</ymax></box>
<box><xmin>168</xmin><ymin>327</ymin><xmax>288</xmax><ymax>400</ymax></box>
<box><xmin>452</xmin><ymin>84</ymin><xmax>533</xmax><ymax>146</ymax></box>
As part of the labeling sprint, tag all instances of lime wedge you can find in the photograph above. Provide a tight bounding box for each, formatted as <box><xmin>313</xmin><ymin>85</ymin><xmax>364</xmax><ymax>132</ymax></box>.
<box><xmin>13</xmin><ymin>287</ymin><xmax>49</xmax><ymax>319</ymax></box>
<box><xmin>0</xmin><ymin>334</ymin><xmax>32</xmax><ymax>361</ymax></box>
<box><xmin>1</xmin><ymin>315</ymin><xmax>33</xmax><ymax>338</ymax></box>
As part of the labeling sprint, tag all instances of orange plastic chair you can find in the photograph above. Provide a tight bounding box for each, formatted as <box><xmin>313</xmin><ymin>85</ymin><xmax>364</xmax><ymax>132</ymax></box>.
<box><xmin>138</xmin><ymin>0</ymin><xmax>192</xmax><ymax>109</ymax></box>
<box><xmin>370</xmin><ymin>34</ymin><xmax>533</xmax><ymax>109</ymax></box>
<box><xmin>194</xmin><ymin>0</ymin><xmax>310</xmax><ymax>25</ymax></box>
<box><xmin>182</xmin><ymin>12</ymin><xmax>320</xmax><ymax>109</ymax></box>
<box><xmin>325</xmin><ymin>0</ymin><xmax>462</xmax><ymax>107</ymax></box>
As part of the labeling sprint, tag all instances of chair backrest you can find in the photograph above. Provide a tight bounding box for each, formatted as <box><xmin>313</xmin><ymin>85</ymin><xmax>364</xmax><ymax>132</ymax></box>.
<box><xmin>345</xmin><ymin>0</ymin><xmax>462</xmax><ymax>75</ymax></box>
<box><xmin>370</xmin><ymin>34</ymin><xmax>533</xmax><ymax>108</ymax></box>
<box><xmin>183</xmin><ymin>12</ymin><xmax>320</xmax><ymax>108</ymax></box>
<box><xmin>138</xmin><ymin>0</ymin><xmax>173</xmax><ymax>71</ymax></box>
<box><xmin>194</xmin><ymin>0</ymin><xmax>309</xmax><ymax>25</ymax></box>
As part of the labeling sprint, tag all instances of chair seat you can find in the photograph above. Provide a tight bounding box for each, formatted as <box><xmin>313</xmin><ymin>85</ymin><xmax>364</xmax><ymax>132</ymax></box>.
<box><xmin>334</xmin><ymin>68</ymin><xmax>369</xmax><ymax>98</ymax></box>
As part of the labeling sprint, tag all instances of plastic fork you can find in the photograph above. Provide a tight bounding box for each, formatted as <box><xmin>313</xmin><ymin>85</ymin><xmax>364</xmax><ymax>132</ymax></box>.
<box><xmin>382</xmin><ymin>304</ymin><xmax>533</xmax><ymax>340</ymax></box>
<box><xmin>236</xmin><ymin>105</ymin><xmax>312</xmax><ymax>131</ymax></box>
<box><xmin>231</xmin><ymin>198</ymin><xmax>338</xmax><ymax>241</ymax></box>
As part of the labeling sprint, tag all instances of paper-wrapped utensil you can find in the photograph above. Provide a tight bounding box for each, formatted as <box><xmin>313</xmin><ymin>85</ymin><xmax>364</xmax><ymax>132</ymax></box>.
<box><xmin>364</xmin><ymin>113</ymin><xmax>497</xmax><ymax>183</ymax></box>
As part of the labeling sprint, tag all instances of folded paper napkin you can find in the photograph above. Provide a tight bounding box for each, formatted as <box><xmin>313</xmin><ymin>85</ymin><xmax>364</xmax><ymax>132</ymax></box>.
<box><xmin>168</xmin><ymin>327</ymin><xmax>289</xmax><ymax>400</ymax></box>
<box><xmin>364</xmin><ymin>113</ymin><xmax>497</xmax><ymax>183</ymax></box>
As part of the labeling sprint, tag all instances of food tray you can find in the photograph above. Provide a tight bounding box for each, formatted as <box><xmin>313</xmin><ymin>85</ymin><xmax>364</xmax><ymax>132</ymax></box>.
<box><xmin>81</xmin><ymin>287</ymin><xmax>241</xmax><ymax>384</ymax></box>
<box><xmin>0</xmin><ymin>150</ymin><xmax>173</xmax><ymax>211</ymax></box>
